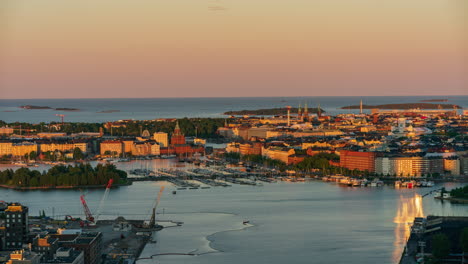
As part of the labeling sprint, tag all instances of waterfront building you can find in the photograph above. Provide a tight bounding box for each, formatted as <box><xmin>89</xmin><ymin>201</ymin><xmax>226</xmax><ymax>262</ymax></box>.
<box><xmin>262</xmin><ymin>147</ymin><xmax>295</xmax><ymax>164</ymax></box>
<box><xmin>443</xmin><ymin>158</ymin><xmax>460</xmax><ymax>176</ymax></box>
<box><xmin>153</xmin><ymin>132</ymin><xmax>168</xmax><ymax>147</ymax></box>
<box><xmin>121</xmin><ymin>140</ymin><xmax>134</xmax><ymax>155</ymax></box>
<box><xmin>39</xmin><ymin>142</ymin><xmax>87</xmax><ymax>154</ymax></box>
<box><xmin>339</xmin><ymin>150</ymin><xmax>376</xmax><ymax>172</ymax></box>
<box><xmin>6</xmin><ymin>250</ymin><xmax>41</xmax><ymax>264</ymax></box>
<box><xmin>4</xmin><ymin>204</ymin><xmax>29</xmax><ymax>250</ymax></box>
<box><xmin>170</xmin><ymin>122</ymin><xmax>185</xmax><ymax>145</ymax></box>
<box><xmin>375</xmin><ymin>156</ymin><xmax>444</xmax><ymax>177</ymax></box>
<box><xmin>100</xmin><ymin>141</ymin><xmax>123</xmax><ymax>156</ymax></box>
<box><xmin>11</xmin><ymin>142</ymin><xmax>38</xmax><ymax>157</ymax></box>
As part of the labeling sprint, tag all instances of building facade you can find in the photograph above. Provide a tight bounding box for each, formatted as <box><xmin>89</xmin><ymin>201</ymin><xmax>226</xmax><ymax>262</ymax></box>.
<box><xmin>4</xmin><ymin>204</ymin><xmax>29</xmax><ymax>250</ymax></box>
<box><xmin>340</xmin><ymin>150</ymin><xmax>376</xmax><ymax>172</ymax></box>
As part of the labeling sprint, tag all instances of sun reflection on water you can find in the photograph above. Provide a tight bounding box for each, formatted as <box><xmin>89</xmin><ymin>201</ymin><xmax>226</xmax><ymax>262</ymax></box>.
<box><xmin>393</xmin><ymin>194</ymin><xmax>424</xmax><ymax>262</ymax></box>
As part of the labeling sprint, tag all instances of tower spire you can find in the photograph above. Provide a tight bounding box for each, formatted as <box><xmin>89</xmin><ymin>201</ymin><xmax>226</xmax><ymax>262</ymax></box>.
<box><xmin>360</xmin><ymin>99</ymin><xmax>363</xmax><ymax>114</ymax></box>
<box><xmin>317</xmin><ymin>102</ymin><xmax>321</xmax><ymax>117</ymax></box>
<box><xmin>174</xmin><ymin>120</ymin><xmax>181</xmax><ymax>134</ymax></box>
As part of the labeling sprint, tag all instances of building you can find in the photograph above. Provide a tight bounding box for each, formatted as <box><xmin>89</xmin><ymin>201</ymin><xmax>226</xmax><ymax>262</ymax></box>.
<box><xmin>131</xmin><ymin>141</ymin><xmax>160</xmax><ymax>156</ymax></box>
<box><xmin>0</xmin><ymin>226</ymin><xmax>6</xmax><ymax>250</ymax></box>
<box><xmin>32</xmin><ymin>235</ymin><xmax>59</xmax><ymax>261</ymax></box>
<box><xmin>39</xmin><ymin>142</ymin><xmax>87</xmax><ymax>154</ymax></box>
<box><xmin>443</xmin><ymin>158</ymin><xmax>460</xmax><ymax>176</ymax></box>
<box><xmin>4</xmin><ymin>203</ymin><xmax>29</xmax><ymax>250</ymax></box>
<box><xmin>37</xmin><ymin>133</ymin><xmax>67</xmax><ymax>139</ymax></box>
<box><xmin>57</xmin><ymin>232</ymin><xmax>102</xmax><ymax>264</ymax></box>
<box><xmin>42</xmin><ymin>248</ymin><xmax>84</xmax><ymax>264</ymax></box>
<box><xmin>0</xmin><ymin>127</ymin><xmax>14</xmax><ymax>135</ymax></box>
<box><xmin>12</xmin><ymin>143</ymin><xmax>38</xmax><ymax>157</ymax></box>
<box><xmin>340</xmin><ymin>150</ymin><xmax>376</xmax><ymax>172</ymax></box>
<box><xmin>170</xmin><ymin>122</ymin><xmax>185</xmax><ymax>145</ymax></box>
<box><xmin>100</xmin><ymin>141</ymin><xmax>123</xmax><ymax>156</ymax></box>
<box><xmin>375</xmin><ymin>156</ymin><xmax>444</xmax><ymax>177</ymax></box>
<box><xmin>6</xmin><ymin>250</ymin><xmax>41</xmax><ymax>264</ymax></box>
<box><xmin>153</xmin><ymin>132</ymin><xmax>168</xmax><ymax>147</ymax></box>
<box><xmin>262</xmin><ymin>147</ymin><xmax>295</xmax><ymax>164</ymax></box>
<box><xmin>0</xmin><ymin>142</ymin><xmax>13</xmax><ymax>157</ymax></box>
<box><xmin>461</xmin><ymin>155</ymin><xmax>468</xmax><ymax>176</ymax></box>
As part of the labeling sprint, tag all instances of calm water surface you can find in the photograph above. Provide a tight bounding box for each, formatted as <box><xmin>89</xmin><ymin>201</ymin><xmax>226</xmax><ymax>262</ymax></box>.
<box><xmin>1</xmin><ymin>96</ymin><xmax>466</xmax><ymax>123</ymax></box>
<box><xmin>1</xmin><ymin>161</ymin><xmax>467</xmax><ymax>264</ymax></box>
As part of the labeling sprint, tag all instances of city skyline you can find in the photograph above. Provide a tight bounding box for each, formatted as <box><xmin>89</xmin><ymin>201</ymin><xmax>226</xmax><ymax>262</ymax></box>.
<box><xmin>1</xmin><ymin>0</ymin><xmax>467</xmax><ymax>99</ymax></box>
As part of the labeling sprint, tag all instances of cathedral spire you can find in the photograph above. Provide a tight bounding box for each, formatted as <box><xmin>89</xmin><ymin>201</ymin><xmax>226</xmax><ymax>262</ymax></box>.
<box><xmin>174</xmin><ymin>121</ymin><xmax>181</xmax><ymax>134</ymax></box>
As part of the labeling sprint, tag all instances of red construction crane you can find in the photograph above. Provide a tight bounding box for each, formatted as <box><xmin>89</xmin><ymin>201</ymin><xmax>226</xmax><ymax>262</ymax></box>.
<box><xmin>80</xmin><ymin>195</ymin><xmax>94</xmax><ymax>223</ymax></box>
<box><xmin>55</xmin><ymin>114</ymin><xmax>65</xmax><ymax>126</ymax></box>
<box><xmin>94</xmin><ymin>179</ymin><xmax>114</xmax><ymax>222</ymax></box>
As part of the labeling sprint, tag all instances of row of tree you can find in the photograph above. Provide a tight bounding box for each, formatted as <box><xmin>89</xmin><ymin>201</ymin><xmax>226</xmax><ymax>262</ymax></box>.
<box><xmin>0</xmin><ymin>163</ymin><xmax>127</xmax><ymax>187</ymax></box>
<box><xmin>430</xmin><ymin>228</ymin><xmax>468</xmax><ymax>262</ymax></box>
<box><xmin>449</xmin><ymin>185</ymin><xmax>468</xmax><ymax>199</ymax></box>
<box><xmin>0</xmin><ymin>118</ymin><xmax>226</xmax><ymax>138</ymax></box>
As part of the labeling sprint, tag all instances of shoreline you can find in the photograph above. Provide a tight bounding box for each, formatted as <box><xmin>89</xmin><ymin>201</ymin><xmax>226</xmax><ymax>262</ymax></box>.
<box><xmin>0</xmin><ymin>182</ymin><xmax>132</xmax><ymax>191</ymax></box>
<box><xmin>434</xmin><ymin>197</ymin><xmax>468</xmax><ymax>204</ymax></box>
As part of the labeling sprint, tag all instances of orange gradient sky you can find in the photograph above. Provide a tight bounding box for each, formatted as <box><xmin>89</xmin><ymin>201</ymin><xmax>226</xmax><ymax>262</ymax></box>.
<box><xmin>0</xmin><ymin>0</ymin><xmax>466</xmax><ymax>98</ymax></box>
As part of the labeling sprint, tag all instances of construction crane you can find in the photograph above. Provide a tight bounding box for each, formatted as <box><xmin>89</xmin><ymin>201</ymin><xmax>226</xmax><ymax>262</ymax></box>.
<box><xmin>94</xmin><ymin>179</ymin><xmax>114</xmax><ymax>223</ymax></box>
<box><xmin>80</xmin><ymin>195</ymin><xmax>94</xmax><ymax>223</ymax></box>
<box><xmin>55</xmin><ymin>114</ymin><xmax>65</xmax><ymax>126</ymax></box>
<box><xmin>149</xmin><ymin>186</ymin><xmax>165</xmax><ymax>228</ymax></box>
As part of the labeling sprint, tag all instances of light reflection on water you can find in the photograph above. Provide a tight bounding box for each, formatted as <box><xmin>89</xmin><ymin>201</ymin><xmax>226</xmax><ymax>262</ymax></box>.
<box><xmin>393</xmin><ymin>194</ymin><xmax>424</xmax><ymax>262</ymax></box>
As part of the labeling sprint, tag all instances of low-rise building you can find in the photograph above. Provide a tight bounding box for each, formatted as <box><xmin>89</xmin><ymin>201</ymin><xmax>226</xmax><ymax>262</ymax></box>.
<box><xmin>100</xmin><ymin>141</ymin><xmax>123</xmax><ymax>156</ymax></box>
<box><xmin>262</xmin><ymin>147</ymin><xmax>295</xmax><ymax>164</ymax></box>
<box><xmin>57</xmin><ymin>232</ymin><xmax>102</xmax><ymax>264</ymax></box>
<box><xmin>6</xmin><ymin>250</ymin><xmax>41</xmax><ymax>264</ymax></box>
<box><xmin>42</xmin><ymin>248</ymin><xmax>84</xmax><ymax>264</ymax></box>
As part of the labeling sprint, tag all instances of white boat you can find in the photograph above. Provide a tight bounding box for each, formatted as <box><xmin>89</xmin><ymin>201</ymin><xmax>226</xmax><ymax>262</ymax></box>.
<box><xmin>426</xmin><ymin>181</ymin><xmax>435</xmax><ymax>187</ymax></box>
<box><xmin>352</xmin><ymin>179</ymin><xmax>361</xmax><ymax>187</ymax></box>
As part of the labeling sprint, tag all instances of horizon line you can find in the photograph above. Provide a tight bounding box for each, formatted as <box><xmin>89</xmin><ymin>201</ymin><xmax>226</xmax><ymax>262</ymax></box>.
<box><xmin>1</xmin><ymin>94</ymin><xmax>467</xmax><ymax>100</ymax></box>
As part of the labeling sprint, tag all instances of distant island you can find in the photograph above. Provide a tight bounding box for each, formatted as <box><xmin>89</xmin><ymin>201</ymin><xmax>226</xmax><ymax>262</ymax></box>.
<box><xmin>55</xmin><ymin>108</ymin><xmax>80</xmax><ymax>111</ymax></box>
<box><xmin>97</xmin><ymin>110</ymin><xmax>120</xmax><ymax>113</ymax></box>
<box><xmin>224</xmin><ymin>107</ymin><xmax>324</xmax><ymax>116</ymax></box>
<box><xmin>419</xmin><ymin>99</ymin><xmax>448</xmax><ymax>102</ymax></box>
<box><xmin>20</xmin><ymin>105</ymin><xmax>80</xmax><ymax>111</ymax></box>
<box><xmin>20</xmin><ymin>105</ymin><xmax>52</xmax><ymax>109</ymax></box>
<box><xmin>341</xmin><ymin>103</ymin><xmax>460</xmax><ymax>110</ymax></box>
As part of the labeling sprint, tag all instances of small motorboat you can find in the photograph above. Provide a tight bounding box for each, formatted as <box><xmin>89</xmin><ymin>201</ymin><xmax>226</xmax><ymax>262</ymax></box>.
<box><xmin>243</xmin><ymin>220</ymin><xmax>250</xmax><ymax>225</ymax></box>
<box><xmin>172</xmin><ymin>191</ymin><xmax>177</xmax><ymax>195</ymax></box>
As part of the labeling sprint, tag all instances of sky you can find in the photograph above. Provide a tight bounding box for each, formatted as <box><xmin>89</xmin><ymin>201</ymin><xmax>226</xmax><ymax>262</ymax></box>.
<box><xmin>0</xmin><ymin>0</ymin><xmax>466</xmax><ymax>99</ymax></box>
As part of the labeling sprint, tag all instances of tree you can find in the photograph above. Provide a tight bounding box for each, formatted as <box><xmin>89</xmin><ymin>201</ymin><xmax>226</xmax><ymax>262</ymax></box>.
<box><xmin>460</xmin><ymin>228</ymin><xmax>468</xmax><ymax>261</ymax></box>
<box><xmin>29</xmin><ymin>151</ymin><xmax>37</xmax><ymax>160</ymax></box>
<box><xmin>432</xmin><ymin>234</ymin><xmax>450</xmax><ymax>260</ymax></box>
<box><xmin>73</xmin><ymin>147</ymin><xmax>84</xmax><ymax>160</ymax></box>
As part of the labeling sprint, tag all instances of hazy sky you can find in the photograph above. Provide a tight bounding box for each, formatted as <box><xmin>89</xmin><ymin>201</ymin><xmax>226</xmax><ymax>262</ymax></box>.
<box><xmin>0</xmin><ymin>0</ymin><xmax>466</xmax><ymax>99</ymax></box>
